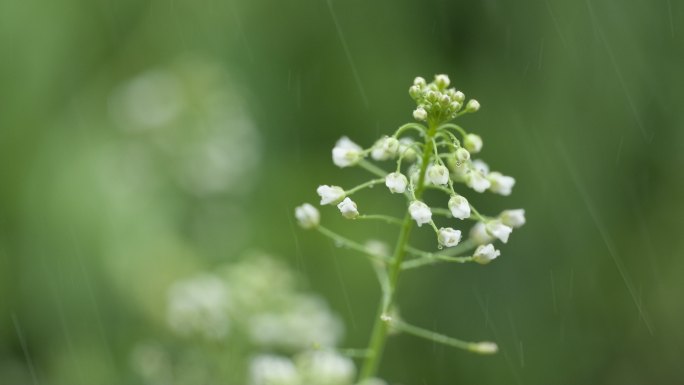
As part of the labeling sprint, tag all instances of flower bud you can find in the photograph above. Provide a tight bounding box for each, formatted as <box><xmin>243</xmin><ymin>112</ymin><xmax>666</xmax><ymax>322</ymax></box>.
<box><xmin>453</xmin><ymin>91</ymin><xmax>465</xmax><ymax>103</ymax></box>
<box><xmin>464</xmin><ymin>134</ymin><xmax>483</xmax><ymax>153</ymax></box>
<box><xmin>486</xmin><ymin>220</ymin><xmax>513</xmax><ymax>243</ymax></box>
<box><xmin>295</xmin><ymin>203</ymin><xmax>320</xmax><ymax>229</ymax></box>
<box><xmin>470</xmin><ymin>222</ymin><xmax>493</xmax><ymax>245</ymax></box>
<box><xmin>413</xmin><ymin>107</ymin><xmax>427</xmax><ymax>121</ymax></box>
<box><xmin>472</xmin><ymin>244</ymin><xmax>500</xmax><ymax>264</ymax></box>
<box><xmin>408</xmin><ymin>201</ymin><xmax>432</xmax><ymax>227</ymax></box>
<box><xmin>448</xmin><ymin>195</ymin><xmax>471</xmax><ymax>219</ymax></box>
<box><xmin>385</xmin><ymin>172</ymin><xmax>408</xmax><ymax>194</ymax></box>
<box><xmin>398</xmin><ymin>137</ymin><xmax>417</xmax><ymax>162</ymax></box>
<box><xmin>332</xmin><ymin>136</ymin><xmax>362</xmax><ymax>168</ymax></box>
<box><xmin>471</xmin><ymin>341</ymin><xmax>498</xmax><ymax>354</ymax></box>
<box><xmin>317</xmin><ymin>185</ymin><xmax>345</xmax><ymax>205</ymax></box>
<box><xmin>408</xmin><ymin>85</ymin><xmax>421</xmax><ymax>99</ymax></box>
<box><xmin>438</xmin><ymin>227</ymin><xmax>462</xmax><ymax>247</ymax></box>
<box><xmin>487</xmin><ymin>172</ymin><xmax>515</xmax><ymax>196</ymax></box>
<box><xmin>466</xmin><ymin>99</ymin><xmax>480</xmax><ymax>112</ymax></box>
<box><xmin>413</xmin><ymin>76</ymin><xmax>426</xmax><ymax>87</ymax></box>
<box><xmin>371</xmin><ymin>136</ymin><xmax>400</xmax><ymax>160</ymax></box>
<box><xmin>427</xmin><ymin>164</ymin><xmax>450</xmax><ymax>186</ymax></box>
<box><xmin>500</xmin><ymin>209</ymin><xmax>526</xmax><ymax>228</ymax></box>
<box><xmin>455</xmin><ymin>147</ymin><xmax>470</xmax><ymax>162</ymax></box>
<box><xmin>337</xmin><ymin>197</ymin><xmax>359</xmax><ymax>219</ymax></box>
<box><xmin>466</xmin><ymin>170</ymin><xmax>491</xmax><ymax>193</ymax></box>
<box><xmin>435</xmin><ymin>74</ymin><xmax>450</xmax><ymax>89</ymax></box>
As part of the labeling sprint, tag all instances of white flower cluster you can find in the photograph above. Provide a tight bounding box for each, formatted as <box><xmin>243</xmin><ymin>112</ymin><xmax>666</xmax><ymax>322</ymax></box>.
<box><xmin>297</xmin><ymin>74</ymin><xmax>526</xmax><ymax>265</ymax></box>
<box><xmin>165</xmin><ymin>255</ymin><xmax>343</xmax><ymax>352</ymax></box>
<box><xmin>249</xmin><ymin>350</ymin><xmax>373</xmax><ymax>385</ymax></box>
<box><xmin>166</xmin><ymin>274</ymin><xmax>232</xmax><ymax>340</ymax></box>
<box><xmin>140</xmin><ymin>254</ymin><xmax>377</xmax><ymax>385</ymax></box>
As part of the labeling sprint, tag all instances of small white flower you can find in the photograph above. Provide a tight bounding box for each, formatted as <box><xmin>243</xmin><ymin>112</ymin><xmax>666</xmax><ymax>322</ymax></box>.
<box><xmin>413</xmin><ymin>76</ymin><xmax>426</xmax><ymax>87</ymax></box>
<box><xmin>449</xmin><ymin>101</ymin><xmax>462</xmax><ymax>111</ymax></box>
<box><xmin>470</xmin><ymin>222</ymin><xmax>494</xmax><ymax>245</ymax></box>
<box><xmin>427</xmin><ymin>164</ymin><xmax>450</xmax><ymax>186</ymax></box>
<box><xmin>398</xmin><ymin>137</ymin><xmax>417</xmax><ymax>162</ymax></box>
<box><xmin>167</xmin><ymin>275</ymin><xmax>231</xmax><ymax>340</ymax></box>
<box><xmin>408</xmin><ymin>164</ymin><xmax>421</xmax><ymax>186</ymax></box>
<box><xmin>331</xmin><ymin>136</ymin><xmax>362</xmax><ymax>168</ymax></box>
<box><xmin>472</xmin><ymin>244</ymin><xmax>500</xmax><ymax>264</ymax></box>
<box><xmin>448</xmin><ymin>195</ymin><xmax>471</xmax><ymax>219</ymax></box>
<box><xmin>413</xmin><ymin>107</ymin><xmax>428</xmax><ymax>121</ymax></box>
<box><xmin>466</xmin><ymin>99</ymin><xmax>480</xmax><ymax>112</ymax></box>
<box><xmin>466</xmin><ymin>171</ymin><xmax>491</xmax><ymax>193</ymax></box>
<box><xmin>488</xmin><ymin>172</ymin><xmax>515</xmax><ymax>196</ymax></box>
<box><xmin>471</xmin><ymin>341</ymin><xmax>498</xmax><ymax>354</ymax></box>
<box><xmin>438</xmin><ymin>227</ymin><xmax>462</xmax><ymax>247</ymax></box>
<box><xmin>453</xmin><ymin>90</ymin><xmax>465</xmax><ymax>103</ymax></box>
<box><xmin>464</xmin><ymin>134</ymin><xmax>483</xmax><ymax>153</ymax></box>
<box><xmin>455</xmin><ymin>147</ymin><xmax>470</xmax><ymax>162</ymax></box>
<box><xmin>365</xmin><ymin>239</ymin><xmax>390</xmax><ymax>258</ymax></box>
<box><xmin>337</xmin><ymin>197</ymin><xmax>359</xmax><ymax>219</ymax></box>
<box><xmin>371</xmin><ymin>136</ymin><xmax>400</xmax><ymax>160</ymax></box>
<box><xmin>435</xmin><ymin>74</ymin><xmax>450</xmax><ymax>88</ymax></box>
<box><xmin>296</xmin><ymin>350</ymin><xmax>356</xmax><ymax>385</ymax></box>
<box><xmin>501</xmin><ymin>209</ymin><xmax>526</xmax><ymax>228</ymax></box>
<box><xmin>409</xmin><ymin>201</ymin><xmax>432</xmax><ymax>227</ymax></box>
<box><xmin>295</xmin><ymin>203</ymin><xmax>320</xmax><ymax>229</ymax></box>
<box><xmin>385</xmin><ymin>172</ymin><xmax>408</xmax><ymax>194</ymax></box>
<box><xmin>486</xmin><ymin>220</ymin><xmax>513</xmax><ymax>243</ymax></box>
<box><xmin>317</xmin><ymin>185</ymin><xmax>345</xmax><ymax>205</ymax></box>
<box><xmin>471</xmin><ymin>159</ymin><xmax>490</xmax><ymax>175</ymax></box>
<box><xmin>249</xmin><ymin>355</ymin><xmax>300</xmax><ymax>385</ymax></box>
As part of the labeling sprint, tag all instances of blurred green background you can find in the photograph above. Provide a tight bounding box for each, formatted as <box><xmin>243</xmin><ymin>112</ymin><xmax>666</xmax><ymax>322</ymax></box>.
<box><xmin>1</xmin><ymin>0</ymin><xmax>683</xmax><ymax>384</ymax></box>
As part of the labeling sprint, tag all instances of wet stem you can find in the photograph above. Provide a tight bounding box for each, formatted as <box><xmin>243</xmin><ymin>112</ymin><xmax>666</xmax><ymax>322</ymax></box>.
<box><xmin>358</xmin><ymin>121</ymin><xmax>438</xmax><ymax>380</ymax></box>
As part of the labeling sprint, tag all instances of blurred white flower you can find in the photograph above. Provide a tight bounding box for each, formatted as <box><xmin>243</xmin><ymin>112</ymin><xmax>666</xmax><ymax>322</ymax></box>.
<box><xmin>472</xmin><ymin>244</ymin><xmax>500</xmax><ymax>264</ymax></box>
<box><xmin>466</xmin><ymin>99</ymin><xmax>480</xmax><ymax>112</ymax></box>
<box><xmin>385</xmin><ymin>172</ymin><xmax>408</xmax><ymax>194</ymax></box>
<box><xmin>332</xmin><ymin>137</ymin><xmax>362</xmax><ymax>167</ymax></box>
<box><xmin>295</xmin><ymin>203</ymin><xmax>320</xmax><ymax>229</ymax></box>
<box><xmin>413</xmin><ymin>107</ymin><xmax>427</xmax><ymax>121</ymax></box>
<box><xmin>500</xmin><ymin>209</ymin><xmax>526</xmax><ymax>228</ymax></box>
<box><xmin>427</xmin><ymin>164</ymin><xmax>449</xmax><ymax>186</ymax></box>
<box><xmin>448</xmin><ymin>195</ymin><xmax>471</xmax><ymax>219</ymax></box>
<box><xmin>455</xmin><ymin>148</ymin><xmax>470</xmax><ymax>163</ymax></box>
<box><xmin>438</xmin><ymin>227</ymin><xmax>462</xmax><ymax>247</ymax></box>
<box><xmin>434</xmin><ymin>74</ymin><xmax>450</xmax><ymax>88</ymax></box>
<box><xmin>470</xmin><ymin>222</ymin><xmax>494</xmax><ymax>245</ymax></box>
<box><xmin>471</xmin><ymin>159</ymin><xmax>490</xmax><ymax>175</ymax></box>
<box><xmin>466</xmin><ymin>170</ymin><xmax>491</xmax><ymax>193</ymax></box>
<box><xmin>166</xmin><ymin>274</ymin><xmax>231</xmax><ymax>340</ymax></box>
<box><xmin>248</xmin><ymin>295</ymin><xmax>344</xmax><ymax>352</ymax></box>
<box><xmin>296</xmin><ymin>350</ymin><xmax>356</xmax><ymax>385</ymax></box>
<box><xmin>486</xmin><ymin>220</ymin><xmax>513</xmax><ymax>243</ymax></box>
<box><xmin>249</xmin><ymin>355</ymin><xmax>300</xmax><ymax>385</ymax></box>
<box><xmin>488</xmin><ymin>172</ymin><xmax>515</xmax><ymax>196</ymax></box>
<box><xmin>464</xmin><ymin>134</ymin><xmax>483</xmax><ymax>153</ymax></box>
<box><xmin>409</xmin><ymin>201</ymin><xmax>432</xmax><ymax>227</ymax></box>
<box><xmin>371</xmin><ymin>136</ymin><xmax>399</xmax><ymax>161</ymax></box>
<box><xmin>337</xmin><ymin>197</ymin><xmax>359</xmax><ymax>219</ymax></box>
<box><xmin>317</xmin><ymin>185</ymin><xmax>346</xmax><ymax>205</ymax></box>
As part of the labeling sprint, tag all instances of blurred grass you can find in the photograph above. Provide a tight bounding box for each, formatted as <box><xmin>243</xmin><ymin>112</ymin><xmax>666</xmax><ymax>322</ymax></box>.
<box><xmin>1</xmin><ymin>0</ymin><xmax>684</xmax><ymax>384</ymax></box>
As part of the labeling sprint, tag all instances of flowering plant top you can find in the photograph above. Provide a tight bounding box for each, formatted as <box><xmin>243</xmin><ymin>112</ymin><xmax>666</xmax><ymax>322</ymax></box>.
<box><xmin>295</xmin><ymin>74</ymin><xmax>525</xmax><ymax>381</ymax></box>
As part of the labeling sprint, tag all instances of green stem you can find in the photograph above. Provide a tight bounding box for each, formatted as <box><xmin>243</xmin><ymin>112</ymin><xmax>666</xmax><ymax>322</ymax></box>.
<box><xmin>345</xmin><ymin>178</ymin><xmax>385</xmax><ymax>195</ymax></box>
<box><xmin>359</xmin><ymin>122</ymin><xmax>438</xmax><ymax>380</ymax></box>
<box><xmin>316</xmin><ymin>226</ymin><xmax>388</xmax><ymax>262</ymax></box>
<box><xmin>358</xmin><ymin>160</ymin><xmax>388</xmax><ymax>177</ymax></box>
<box><xmin>356</xmin><ymin>214</ymin><xmax>403</xmax><ymax>226</ymax></box>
